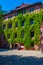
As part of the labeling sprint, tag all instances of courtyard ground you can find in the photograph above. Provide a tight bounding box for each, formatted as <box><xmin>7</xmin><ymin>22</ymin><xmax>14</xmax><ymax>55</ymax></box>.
<box><xmin>0</xmin><ymin>49</ymin><xmax>43</xmax><ymax>65</ymax></box>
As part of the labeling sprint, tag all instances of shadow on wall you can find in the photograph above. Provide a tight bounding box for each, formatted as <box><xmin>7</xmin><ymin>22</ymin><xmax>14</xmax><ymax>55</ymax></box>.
<box><xmin>0</xmin><ymin>55</ymin><xmax>43</xmax><ymax>65</ymax></box>
<box><xmin>0</xmin><ymin>49</ymin><xmax>10</xmax><ymax>52</ymax></box>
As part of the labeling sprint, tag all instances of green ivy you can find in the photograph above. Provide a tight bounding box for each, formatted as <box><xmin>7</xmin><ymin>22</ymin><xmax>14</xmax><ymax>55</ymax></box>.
<box><xmin>3</xmin><ymin>11</ymin><xmax>43</xmax><ymax>48</ymax></box>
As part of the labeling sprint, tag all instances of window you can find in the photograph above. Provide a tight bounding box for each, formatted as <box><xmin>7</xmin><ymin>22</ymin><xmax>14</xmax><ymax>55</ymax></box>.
<box><xmin>14</xmin><ymin>13</ymin><xmax>18</xmax><ymax>16</ymax></box>
<box><xmin>8</xmin><ymin>16</ymin><xmax>12</xmax><ymax>18</ymax></box>
<box><xmin>21</xmin><ymin>31</ymin><xmax>24</xmax><ymax>38</ymax></box>
<box><xmin>30</xmin><ymin>31</ymin><xmax>34</xmax><ymax>38</ymax></box>
<box><xmin>31</xmin><ymin>42</ymin><xmax>34</xmax><ymax>47</ymax></box>
<box><xmin>36</xmin><ymin>6</ymin><xmax>40</xmax><ymax>9</ymax></box>
<box><xmin>30</xmin><ymin>19</ymin><xmax>34</xmax><ymax>25</ymax></box>
<box><xmin>4</xmin><ymin>17</ymin><xmax>7</xmax><ymax>20</ymax></box>
<box><xmin>26</xmin><ymin>9</ymin><xmax>29</xmax><ymax>13</ymax></box>
<box><xmin>14</xmin><ymin>33</ymin><xmax>17</xmax><ymax>38</ymax></box>
<box><xmin>22</xmin><ymin>10</ymin><xmax>26</xmax><ymax>14</ymax></box>
<box><xmin>29</xmin><ymin>8</ymin><xmax>34</xmax><ymax>12</ymax></box>
<box><xmin>41</xmin><ymin>32</ymin><xmax>42</xmax><ymax>35</ymax></box>
<box><xmin>7</xmin><ymin>34</ymin><xmax>10</xmax><ymax>39</ymax></box>
<box><xmin>15</xmin><ymin>22</ymin><xmax>18</xmax><ymax>27</ymax></box>
<box><xmin>32</xmin><ymin>8</ymin><xmax>34</xmax><ymax>11</ymax></box>
<box><xmin>8</xmin><ymin>23</ymin><xmax>12</xmax><ymax>28</ymax></box>
<box><xmin>21</xmin><ymin>21</ymin><xmax>24</xmax><ymax>26</ymax></box>
<box><xmin>3</xmin><ymin>24</ymin><xmax>6</xmax><ymax>29</ymax></box>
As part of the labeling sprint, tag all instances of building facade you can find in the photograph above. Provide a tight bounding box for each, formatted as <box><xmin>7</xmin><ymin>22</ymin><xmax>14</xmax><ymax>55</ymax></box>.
<box><xmin>0</xmin><ymin>2</ymin><xmax>43</xmax><ymax>49</ymax></box>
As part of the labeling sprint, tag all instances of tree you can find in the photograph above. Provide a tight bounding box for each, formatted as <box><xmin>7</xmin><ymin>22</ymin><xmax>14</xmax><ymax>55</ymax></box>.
<box><xmin>0</xmin><ymin>5</ymin><xmax>7</xmax><ymax>48</ymax></box>
<box><xmin>0</xmin><ymin>6</ymin><xmax>3</xmax><ymax>31</ymax></box>
<box><xmin>0</xmin><ymin>6</ymin><xmax>3</xmax><ymax>48</ymax></box>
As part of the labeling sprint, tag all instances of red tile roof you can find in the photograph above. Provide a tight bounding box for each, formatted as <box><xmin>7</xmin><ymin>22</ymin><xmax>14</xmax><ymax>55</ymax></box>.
<box><xmin>4</xmin><ymin>2</ymin><xmax>43</xmax><ymax>16</ymax></box>
<box><xmin>15</xmin><ymin>3</ymin><xmax>31</xmax><ymax>10</ymax></box>
<box><xmin>10</xmin><ymin>3</ymin><xmax>31</xmax><ymax>13</ymax></box>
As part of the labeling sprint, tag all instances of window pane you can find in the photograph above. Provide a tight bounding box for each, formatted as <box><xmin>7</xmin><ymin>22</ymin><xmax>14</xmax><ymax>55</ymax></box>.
<box><xmin>21</xmin><ymin>21</ymin><xmax>24</xmax><ymax>26</ymax></box>
<box><xmin>8</xmin><ymin>23</ymin><xmax>12</xmax><ymax>28</ymax></box>
<box><xmin>15</xmin><ymin>22</ymin><xmax>18</xmax><ymax>27</ymax></box>
<box><xmin>21</xmin><ymin>31</ymin><xmax>24</xmax><ymax>38</ymax></box>
<box><xmin>30</xmin><ymin>8</ymin><xmax>34</xmax><ymax>12</ymax></box>
<box><xmin>30</xmin><ymin>31</ymin><xmax>34</xmax><ymax>38</ymax></box>
<box><xmin>8</xmin><ymin>16</ymin><xmax>12</xmax><ymax>18</ymax></box>
<box><xmin>31</xmin><ymin>42</ymin><xmax>34</xmax><ymax>47</ymax></box>
<box><xmin>30</xmin><ymin>19</ymin><xmax>34</xmax><ymax>25</ymax></box>
<box><xmin>14</xmin><ymin>13</ymin><xmax>18</xmax><ymax>16</ymax></box>
<box><xmin>22</xmin><ymin>10</ymin><xmax>26</xmax><ymax>14</ymax></box>
<box><xmin>32</xmin><ymin>8</ymin><xmax>34</xmax><ymax>11</ymax></box>
<box><xmin>14</xmin><ymin>33</ymin><xmax>17</xmax><ymax>38</ymax></box>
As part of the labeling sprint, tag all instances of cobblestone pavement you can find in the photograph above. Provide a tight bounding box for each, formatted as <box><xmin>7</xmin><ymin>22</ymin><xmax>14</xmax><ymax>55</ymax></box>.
<box><xmin>0</xmin><ymin>49</ymin><xmax>43</xmax><ymax>65</ymax></box>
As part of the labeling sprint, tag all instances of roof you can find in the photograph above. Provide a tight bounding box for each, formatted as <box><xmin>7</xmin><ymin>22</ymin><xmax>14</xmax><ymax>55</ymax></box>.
<box><xmin>15</xmin><ymin>3</ymin><xmax>31</xmax><ymax>10</ymax></box>
<box><xmin>4</xmin><ymin>2</ymin><xmax>42</xmax><ymax>16</ymax></box>
<box><xmin>9</xmin><ymin>3</ymin><xmax>31</xmax><ymax>13</ymax></box>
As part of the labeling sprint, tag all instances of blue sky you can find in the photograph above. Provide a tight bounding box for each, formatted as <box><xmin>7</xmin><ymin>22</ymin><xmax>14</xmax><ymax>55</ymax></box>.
<box><xmin>0</xmin><ymin>0</ymin><xmax>43</xmax><ymax>11</ymax></box>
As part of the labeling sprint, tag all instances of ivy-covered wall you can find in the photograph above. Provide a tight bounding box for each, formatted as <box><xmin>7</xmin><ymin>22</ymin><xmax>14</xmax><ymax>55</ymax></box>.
<box><xmin>3</xmin><ymin>11</ymin><xmax>43</xmax><ymax>48</ymax></box>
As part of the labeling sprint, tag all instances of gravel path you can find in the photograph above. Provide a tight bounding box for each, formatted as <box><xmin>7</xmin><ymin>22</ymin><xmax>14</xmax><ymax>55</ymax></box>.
<box><xmin>0</xmin><ymin>49</ymin><xmax>43</xmax><ymax>65</ymax></box>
